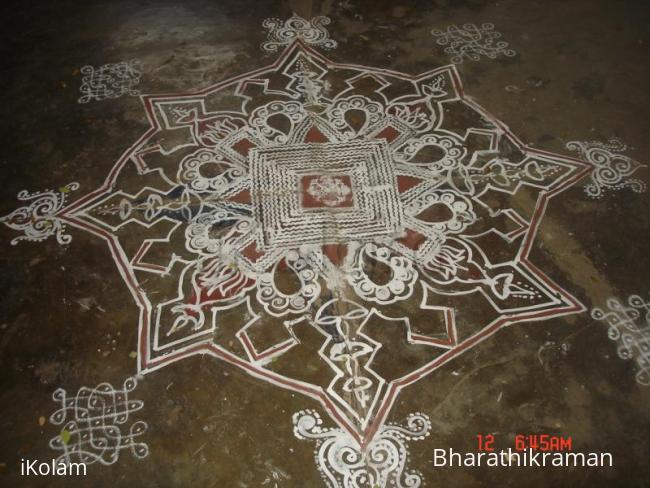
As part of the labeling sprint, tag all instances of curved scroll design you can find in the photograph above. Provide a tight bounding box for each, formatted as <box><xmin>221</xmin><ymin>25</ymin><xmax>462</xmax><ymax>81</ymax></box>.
<box><xmin>1</xmin><ymin>182</ymin><xmax>78</xmax><ymax>245</ymax></box>
<box><xmin>293</xmin><ymin>409</ymin><xmax>431</xmax><ymax>488</ymax></box>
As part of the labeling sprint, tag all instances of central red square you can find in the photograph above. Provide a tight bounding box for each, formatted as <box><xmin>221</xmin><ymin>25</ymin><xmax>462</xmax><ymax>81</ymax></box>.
<box><xmin>300</xmin><ymin>174</ymin><xmax>355</xmax><ymax>209</ymax></box>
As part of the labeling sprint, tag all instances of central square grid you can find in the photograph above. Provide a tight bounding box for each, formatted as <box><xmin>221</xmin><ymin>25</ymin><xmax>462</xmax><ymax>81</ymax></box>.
<box><xmin>250</xmin><ymin>140</ymin><xmax>403</xmax><ymax>249</ymax></box>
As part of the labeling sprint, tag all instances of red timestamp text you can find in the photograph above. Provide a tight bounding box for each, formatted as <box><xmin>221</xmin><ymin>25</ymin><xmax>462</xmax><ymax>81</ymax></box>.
<box><xmin>515</xmin><ymin>434</ymin><xmax>572</xmax><ymax>451</ymax></box>
<box><xmin>477</xmin><ymin>434</ymin><xmax>573</xmax><ymax>452</ymax></box>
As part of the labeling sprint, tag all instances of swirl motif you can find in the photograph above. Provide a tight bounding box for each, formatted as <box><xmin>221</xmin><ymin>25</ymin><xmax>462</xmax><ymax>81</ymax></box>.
<box><xmin>0</xmin><ymin>182</ymin><xmax>78</xmax><ymax>245</ymax></box>
<box><xmin>256</xmin><ymin>250</ymin><xmax>321</xmax><ymax>317</ymax></box>
<box><xmin>78</xmin><ymin>60</ymin><xmax>141</xmax><ymax>103</ymax></box>
<box><xmin>407</xmin><ymin>189</ymin><xmax>476</xmax><ymax>234</ymax></box>
<box><xmin>261</xmin><ymin>14</ymin><xmax>338</xmax><ymax>53</ymax></box>
<box><xmin>592</xmin><ymin>292</ymin><xmax>650</xmax><ymax>386</ymax></box>
<box><xmin>567</xmin><ymin>139</ymin><xmax>646</xmax><ymax>198</ymax></box>
<box><xmin>186</xmin><ymin>211</ymin><xmax>251</xmax><ymax>256</ymax></box>
<box><xmin>293</xmin><ymin>409</ymin><xmax>431</xmax><ymax>488</ymax></box>
<box><xmin>250</xmin><ymin>100</ymin><xmax>308</xmax><ymax>143</ymax></box>
<box><xmin>347</xmin><ymin>243</ymin><xmax>418</xmax><ymax>305</ymax></box>
<box><xmin>326</xmin><ymin>95</ymin><xmax>384</xmax><ymax>138</ymax></box>
<box><xmin>431</xmin><ymin>23</ymin><xmax>516</xmax><ymax>64</ymax></box>
<box><xmin>178</xmin><ymin>148</ymin><xmax>246</xmax><ymax>193</ymax></box>
<box><xmin>399</xmin><ymin>132</ymin><xmax>467</xmax><ymax>170</ymax></box>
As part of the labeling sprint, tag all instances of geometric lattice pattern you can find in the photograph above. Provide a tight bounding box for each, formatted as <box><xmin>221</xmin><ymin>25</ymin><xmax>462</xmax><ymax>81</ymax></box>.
<box><xmin>251</xmin><ymin>140</ymin><xmax>402</xmax><ymax>248</ymax></box>
<box><xmin>78</xmin><ymin>60</ymin><xmax>141</xmax><ymax>104</ymax></box>
<box><xmin>48</xmin><ymin>377</ymin><xmax>148</xmax><ymax>465</ymax></box>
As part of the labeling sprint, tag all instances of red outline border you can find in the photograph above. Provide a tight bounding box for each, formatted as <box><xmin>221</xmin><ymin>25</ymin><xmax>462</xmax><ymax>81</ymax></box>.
<box><xmin>57</xmin><ymin>40</ymin><xmax>593</xmax><ymax>446</ymax></box>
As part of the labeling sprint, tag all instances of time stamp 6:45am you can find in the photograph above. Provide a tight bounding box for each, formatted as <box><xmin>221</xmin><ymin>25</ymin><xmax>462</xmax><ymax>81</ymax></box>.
<box><xmin>477</xmin><ymin>434</ymin><xmax>573</xmax><ymax>452</ymax></box>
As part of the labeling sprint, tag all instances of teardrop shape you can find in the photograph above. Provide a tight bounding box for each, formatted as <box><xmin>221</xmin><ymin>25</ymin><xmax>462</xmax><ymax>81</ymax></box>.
<box><xmin>207</xmin><ymin>219</ymin><xmax>238</xmax><ymax>240</ymax></box>
<box><xmin>199</xmin><ymin>160</ymin><xmax>230</xmax><ymax>179</ymax></box>
<box><xmin>275</xmin><ymin>259</ymin><xmax>303</xmax><ymax>295</ymax></box>
<box><xmin>364</xmin><ymin>253</ymin><xmax>392</xmax><ymax>286</ymax></box>
<box><xmin>409</xmin><ymin>144</ymin><xmax>445</xmax><ymax>165</ymax></box>
<box><xmin>524</xmin><ymin>161</ymin><xmax>545</xmax><ymax>181</ymax></box>
<box><xmin>344</xmin><ymin>109</ymin><xmax>367</xmax><ymax>133</ymax></box>
<box><xmin>267</xmin><ymin>113</ymin><xmax>292</xmax><ymax>136</ymax></box>
<box><xmin>415</xmin><ymin>202</ymin><xmax>453</xmax><ymax>223</ymax></box>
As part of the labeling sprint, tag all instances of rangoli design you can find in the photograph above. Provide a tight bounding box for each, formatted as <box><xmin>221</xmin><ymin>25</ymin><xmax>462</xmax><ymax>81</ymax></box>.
<box><xmin>48</xmin><ymin>377</ymin><xmax>149</xmax><ymax>465</ymax></box>
<box><xmin>0</xmin><ymin>182</ymin><xmax>78</xmax><ymax>245</ymax></box>
<box><xmin>2</xmin><ymin>18</ymin><xmax>594</xmax><ymax>485</ymax></box>
<box><xmin>262</xmin><ymin>14</ymin><xmax>337</xmax><ymax>53</ymax></box>
<box><xmin>78</xmin><ymin>60</ymin><xmax>142</xmax><ymax>104</ymax></box>
<box><xmin>592</xmin><ymin>293</ymin><xmax>650</xmax><ymax>386</ymax></box>
<box><xmin>432</xmin><ymin>23</ymin><xmax>516</xmax><ymax>64</ymax></box>
<box><xmin>566</xmin><ymin>138</ymin><xmax>646</xmax><ymax>198</ymax></box>
<box><xmin>293</xmin><ymin>409</ymin><xmax>431</xmax><ymax>487</ymax></box>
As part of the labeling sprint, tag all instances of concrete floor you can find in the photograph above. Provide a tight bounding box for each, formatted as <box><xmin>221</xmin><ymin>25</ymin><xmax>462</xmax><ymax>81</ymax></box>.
<box><xmin>0</xmin><ymin>0</ymin><xmax>649</xmax><ymax>486</ymax></box>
